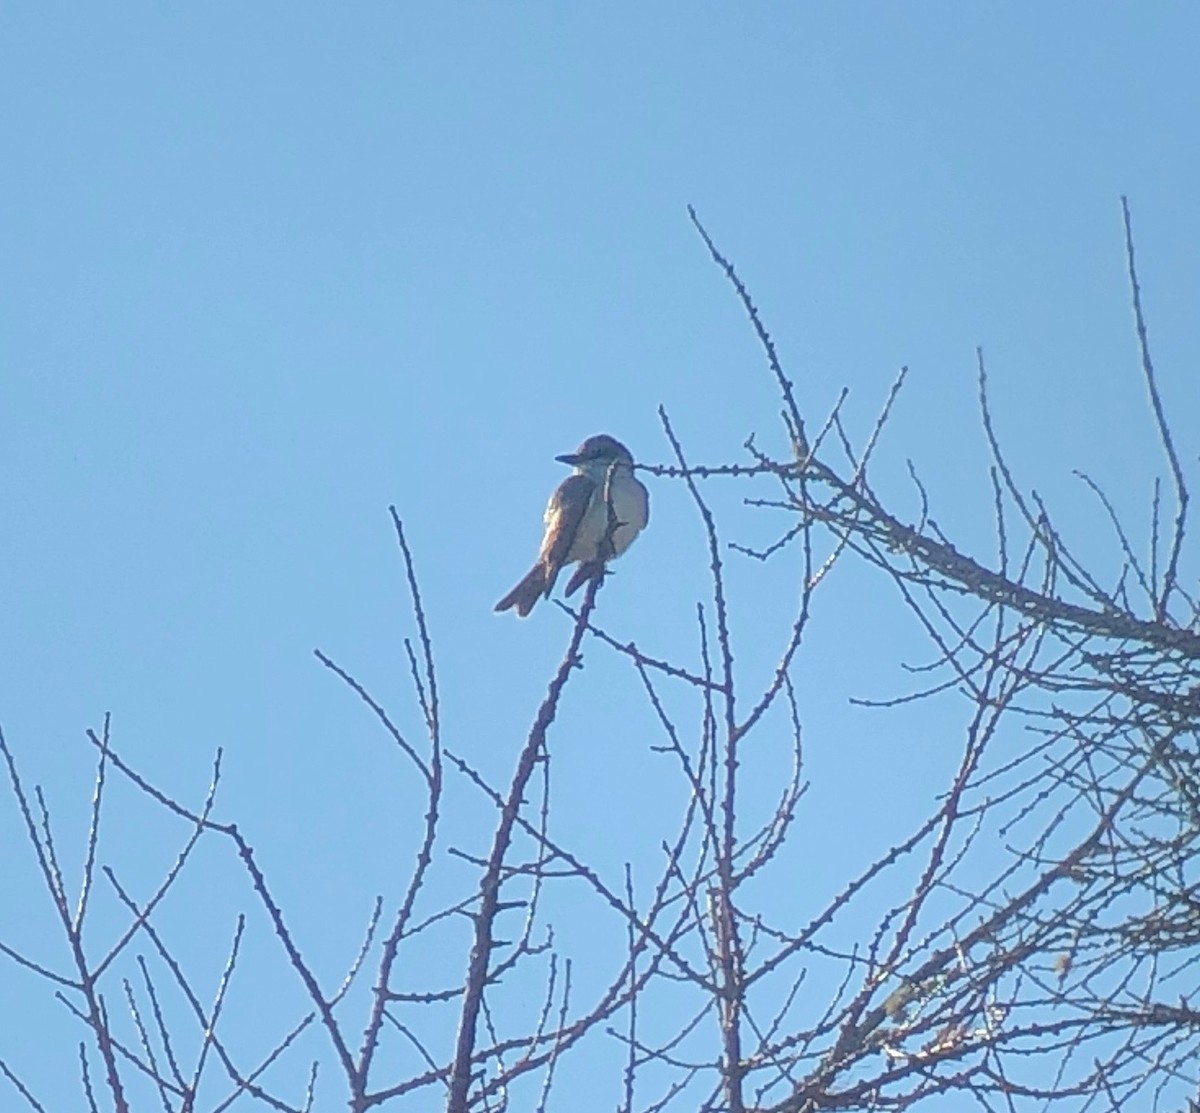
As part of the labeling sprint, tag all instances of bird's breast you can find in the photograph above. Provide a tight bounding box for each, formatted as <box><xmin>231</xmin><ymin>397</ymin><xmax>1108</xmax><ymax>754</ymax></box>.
<box><xmin>566</xmin><ymin>473</ymin><xmax>649</xmax><ymax>562</ymax></box>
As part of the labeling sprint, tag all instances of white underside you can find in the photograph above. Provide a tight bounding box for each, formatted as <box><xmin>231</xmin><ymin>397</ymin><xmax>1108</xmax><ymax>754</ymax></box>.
<box><xmin>563</xmin><ymin>471</ymin><xmax>648</xmax><ymax>562</ymax></box>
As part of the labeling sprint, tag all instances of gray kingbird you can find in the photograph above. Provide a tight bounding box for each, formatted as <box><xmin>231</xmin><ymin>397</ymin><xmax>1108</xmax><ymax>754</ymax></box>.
<box><xmin>495</xmin><ymin>434</ymin><xmax>649</xmax><ymax>617</ymax></box>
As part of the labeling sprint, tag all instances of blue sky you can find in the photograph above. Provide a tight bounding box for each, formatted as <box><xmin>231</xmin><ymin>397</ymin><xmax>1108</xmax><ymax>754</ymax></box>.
<box><xmin>2</xmin><ymin>5</ymin><xmax>1199</xmax><ymax>1109</ymax></box>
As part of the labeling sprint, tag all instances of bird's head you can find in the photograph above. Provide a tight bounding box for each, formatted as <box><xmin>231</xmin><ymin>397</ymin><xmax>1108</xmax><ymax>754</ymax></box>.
<box><xmin>556</xmin><ymin>434</ymin><xmax>635</xmax><ymax>470</ymax></box>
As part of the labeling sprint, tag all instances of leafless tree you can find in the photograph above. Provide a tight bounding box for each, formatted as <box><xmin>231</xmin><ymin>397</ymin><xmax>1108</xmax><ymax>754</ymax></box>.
<box><xmin>2</xmin><ymin>199</ymin><xmax>1196</xmax><ymax>1113</ymax></box>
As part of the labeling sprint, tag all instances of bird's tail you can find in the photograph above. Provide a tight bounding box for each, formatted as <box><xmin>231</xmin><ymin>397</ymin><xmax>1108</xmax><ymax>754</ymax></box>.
<box><xmin>494</xmin><ymin>563</ymin><xmax>550</xmax><ymax>617</ymax></box>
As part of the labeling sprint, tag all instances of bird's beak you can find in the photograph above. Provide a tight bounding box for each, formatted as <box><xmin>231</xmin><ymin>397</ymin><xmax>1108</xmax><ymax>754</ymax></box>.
<box><xmin>555</xmin><ymin>452</ymin><xmax>582</xmax><ymax>466</ymax></box>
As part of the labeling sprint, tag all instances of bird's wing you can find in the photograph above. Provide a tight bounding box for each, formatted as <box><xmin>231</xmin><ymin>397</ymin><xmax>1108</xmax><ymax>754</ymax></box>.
<box><xmin>539</xmin><ymin>473</ymin><xmax>595</xmax><ymax>574</ymax></box>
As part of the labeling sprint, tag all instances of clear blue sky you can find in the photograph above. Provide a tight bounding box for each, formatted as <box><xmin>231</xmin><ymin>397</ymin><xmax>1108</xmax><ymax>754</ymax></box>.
<box><xmin>2</xmin><ymin>5</ymin><xmax>1198</xmax><ymax>1109</ymax></box>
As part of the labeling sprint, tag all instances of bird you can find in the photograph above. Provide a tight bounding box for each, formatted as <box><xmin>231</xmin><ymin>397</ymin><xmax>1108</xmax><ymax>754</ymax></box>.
<box><xmin>495</xmin><ymin>434</ymin><xmax>649</xmax><ymax>617</ymax></box>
